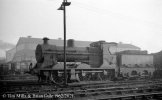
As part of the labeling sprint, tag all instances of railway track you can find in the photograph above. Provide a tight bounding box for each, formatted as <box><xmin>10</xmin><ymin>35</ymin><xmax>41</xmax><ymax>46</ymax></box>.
<box><xmin>73</xmin><ymin>84</ymin><xmax>162</xmax><ymax>99</ymax></box>
<box><xmin>1</xmin><ymin>79</ymin><xmax>161</xmax><ymax>92</ymax></box>
<box><xmin>2</xmin><ymin>83</ymin><xmax>162</xmax><ymax>100</ymax></box>
<box><xmin>1</xmin><ymin>79</ymin><xmax>162</xmax><ymax>100</ymax></box>
<box><xmin>88</xmin><ymin>92</ymin><xmax>162</xmax><ymax>100</ymax></box>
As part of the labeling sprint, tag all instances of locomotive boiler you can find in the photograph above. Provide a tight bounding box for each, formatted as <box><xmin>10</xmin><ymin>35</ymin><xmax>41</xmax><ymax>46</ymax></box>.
<box><xmin>33</xmin><ymin>38</ymin><xmax>117</xmax><ymax>84</ymax></box>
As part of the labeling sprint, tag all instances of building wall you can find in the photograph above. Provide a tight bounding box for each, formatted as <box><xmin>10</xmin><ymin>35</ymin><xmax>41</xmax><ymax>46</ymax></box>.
<box><xmin>25</xmin><ymin>43</ymin><xmax>37</xmax><ymax>50</ymax></box>
<box><xmin>7</xmin><ymin>43</ymin><xmax>37</xmax><ymax>63</ymax></box>
<box><xmin>6</xmin><ymin>47</ymin><xmax>16</xmax><ymax>62</ymax></box>
<box><xmin>16</xmin><ymin>44</ymin><xmax>25</xmax><ymax>51</ymax></box>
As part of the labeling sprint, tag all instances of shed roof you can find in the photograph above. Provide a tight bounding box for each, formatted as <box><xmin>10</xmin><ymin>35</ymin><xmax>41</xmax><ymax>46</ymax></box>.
<box><xmin>16</xmin><ymin>37</ymin><xmax>140</xmax><ymax>49</ymax></box>
<box><xmin>17</xmin><ymin>37</ymin><xmax>92</xmax><ymax>47</ymax></box>
<box><xmin>117</xmin><ymin>43</ymin><xmax>140</xmax><ymax>49</ymax></box>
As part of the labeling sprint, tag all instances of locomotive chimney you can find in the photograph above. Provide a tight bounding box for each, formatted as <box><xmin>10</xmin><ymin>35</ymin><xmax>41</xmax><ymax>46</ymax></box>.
<box><xmin>67</xmin><ymin>39</ymin><xmax>75</xmax><ymax>47</ymax></box>
<box><xmin>43</xmin><ymin>37</ymin><xmax>49</xmax><ymax>45</ymax></box>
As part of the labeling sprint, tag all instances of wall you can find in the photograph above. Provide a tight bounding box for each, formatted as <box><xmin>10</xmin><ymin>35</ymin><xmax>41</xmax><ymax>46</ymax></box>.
<box><xmin>6</xmin><ymin>47</ymin><xmax>16</xmax><ymax>62</ymax></box>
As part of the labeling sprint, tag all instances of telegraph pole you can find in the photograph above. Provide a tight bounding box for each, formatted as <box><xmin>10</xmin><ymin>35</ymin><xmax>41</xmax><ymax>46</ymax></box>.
<box><xmin>58</xmin><ymin>0</ymin><xmax>71</xmax><ymax>86</ymax></box>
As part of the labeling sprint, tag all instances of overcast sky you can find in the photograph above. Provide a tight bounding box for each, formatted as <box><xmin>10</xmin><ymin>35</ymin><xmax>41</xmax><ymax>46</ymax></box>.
<box><xmin>0</xmin><ymin>0</ymin><xmax>162</xmax><ymax>57</ymax></box>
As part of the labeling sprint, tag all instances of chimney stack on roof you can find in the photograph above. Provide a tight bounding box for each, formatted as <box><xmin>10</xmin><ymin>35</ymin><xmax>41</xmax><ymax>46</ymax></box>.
<box><xmin>67</xmin><ymin>39</ymin><xmax>75</xmax><ymax>47</ymax></box>
<box><xmin>43</xmin><ymin>37</ymin><xmax>49</xmax><ymax>45</ymax></box>
<box><xmin>27</xmin><ymin>36</ymin><xmax>32</xmax><ymax>38</ymax></box>
<box><xmin>58</xmin><ymin>38</ymin><xmax>62</xmax><ymax>40</ymax></box>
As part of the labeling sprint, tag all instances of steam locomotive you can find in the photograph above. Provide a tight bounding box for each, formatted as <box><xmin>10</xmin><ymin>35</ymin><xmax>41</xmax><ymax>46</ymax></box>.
<box><xmin>32</xmin><ymin>38</ymin><xmax>117</xmax><ymax>84</ymax></box>
<box><xmin>32</xmin><ymin>37</ymin><xmax>155</xmax><ymax>84</ymax></box>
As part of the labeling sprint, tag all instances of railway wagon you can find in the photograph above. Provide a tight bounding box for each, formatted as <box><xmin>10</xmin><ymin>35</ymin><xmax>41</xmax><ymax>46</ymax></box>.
<box><xmin>32</xmin><ymin>38</ymin><xmax>117</xmax><ymax>84</ymax></box>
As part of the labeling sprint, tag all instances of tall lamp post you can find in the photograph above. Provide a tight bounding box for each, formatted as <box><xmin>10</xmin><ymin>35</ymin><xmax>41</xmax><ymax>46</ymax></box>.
<box><xmin>58</xmin><ymin>0</ymin><xmax>71</xmax><ymax>86</ymax></box>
